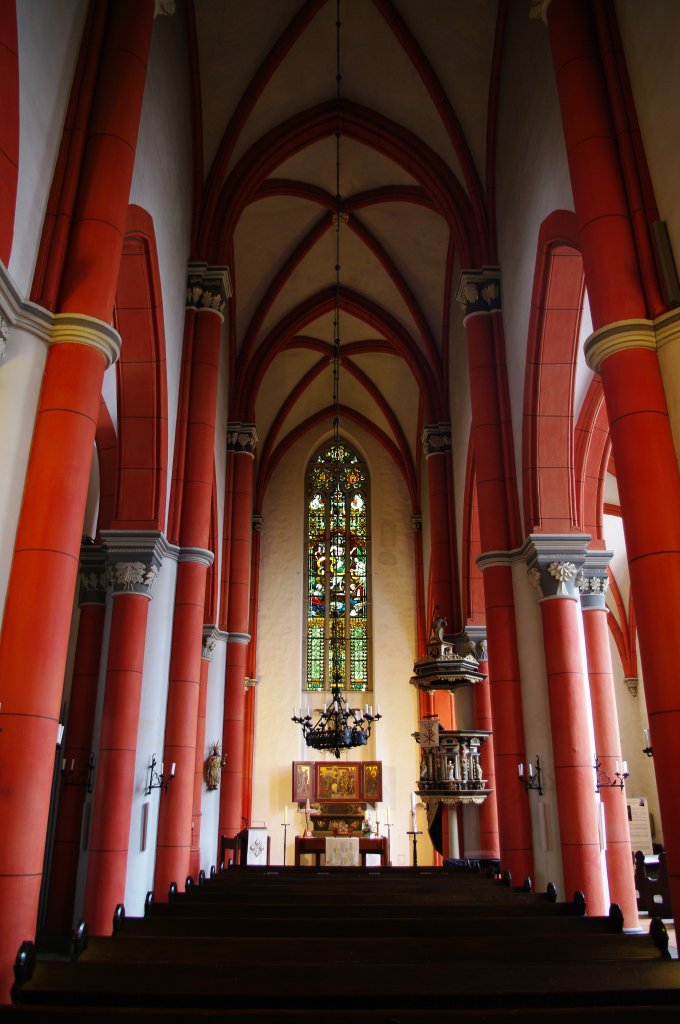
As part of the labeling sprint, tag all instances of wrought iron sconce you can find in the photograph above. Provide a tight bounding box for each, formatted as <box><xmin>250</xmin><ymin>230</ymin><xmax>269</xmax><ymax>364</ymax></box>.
<box><xmin>594</xmin><ymin>753</ymin><xmax>628</xmax><ymax>792</ymax></box>
<box><xmin>60</xmin><ymin>753</ymin><xmax>95</xmax><ymax>792</ymax></box>
<box><xmin>518</xmin><ymin>755</ymin><xmax>543</xmax><ymax>796</ymax></box>
<box><xmin>146</xmin><ymin>754</ymin><xmax>175</xmax><ymax>795</ymax></box>
<box><xmin>642</xmin><ymin>728</ymin><xmax>653</xmax><ymax>758</ymax></box>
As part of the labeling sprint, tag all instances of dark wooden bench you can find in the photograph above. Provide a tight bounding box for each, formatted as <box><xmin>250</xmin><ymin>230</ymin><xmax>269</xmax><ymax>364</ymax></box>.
<box><xmin>635</xmin><ymin>849</ymin><xmax>673</xmax><ymax>918</ymax></box>
<box><xmin>9</xmin><ymin>869</ymin><xmax>680</xmax><ymax>1021</ymax></box>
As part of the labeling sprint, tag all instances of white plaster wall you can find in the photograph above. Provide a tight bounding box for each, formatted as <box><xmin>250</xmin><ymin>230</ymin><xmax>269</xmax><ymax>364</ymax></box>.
<box><xmin>11</xmin><ymin>0</ymin><xmax>89</xmax><ymax>295</ymax></box>
<box><xmin>253</xmin><ymin>425</ymin><xmax>425</xmax><ymax>867</ymax></box>
<box><xmin>0</xmin><ymin>321</ymin><xmax>47</xmax><ymax>620</ymax></box>
<box><xmin>128</xmin><ymin>9</ymin><xmax>194</xmax><ymax>531</ymax></box>
<box><xmin>495</xmin><ymin>4</ymin><xmax>575</xmax><ymax>521</ymax></box>
<box><xmin>510</xmin><ymin>556</ymin><xmax>564</xmax><ymax>897</ymax></box>
<box><xmin>200</xmin><ymin>635</ymin><xmax>227</xmax><ymax>873</ymax></box>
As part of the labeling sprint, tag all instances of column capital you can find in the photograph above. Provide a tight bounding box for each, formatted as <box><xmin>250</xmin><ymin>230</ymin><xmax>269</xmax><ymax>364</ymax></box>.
<box><xmin>576</xmin><ymin>550</ymin><xmax>612</xmax><ymax>611</ymax></box>
<box><xmin>462</xmin><ymin>624</ymin><xmax>488</xmax><ymax>662</ymax></box>
<box><xmin>456</xmin><ymin>267</ymin><xmax>502</xmax><ymax>320</ymax></box>
<box><xmin>227</xmin><ymin>422</ymin><xmax>259</xmax><ymax>455</ymax></box>
<box><xmin>77</xmin><ymin>542</ymin><xmax>108</xmax><ymax>606</ymax></box>
<box><xmin>521</xmin><ymin>533</ymin><xmax>591</xmax><ymax>600</ymax></box>
<box><xmin>422</xmin><ymin>422</ymin><xmax>452</xmax><ymax>457</ymax></box>
<box><xmin>186</xmin><ymin>262</ymin><xmax>232</xmax><ymax>318</ymax></box>
<box><xmin>100</xmin><ymin>530</ymin><xmax>173</xmax><ymax>598</ymax></box>
<box><xmin>583</xmin><ymin>318</ymin><xmax>656</xmax><ymax>374</ymax></box>
<box><xmin>202</xmin><ymin>624</ymin><xmax>228</xmax><ymax>660</ymax></box>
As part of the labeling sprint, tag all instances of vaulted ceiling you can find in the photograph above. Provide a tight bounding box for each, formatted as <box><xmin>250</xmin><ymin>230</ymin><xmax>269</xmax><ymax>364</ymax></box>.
<box><xmin>190</xmin><ymin>0</ymin><xmax>504</xmax><ymax>508</ymax></box>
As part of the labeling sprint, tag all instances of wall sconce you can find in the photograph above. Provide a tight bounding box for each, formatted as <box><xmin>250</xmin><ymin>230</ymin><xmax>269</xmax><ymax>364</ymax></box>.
<box><xmin>518</xmin><ymin>755</ymin><xmax>543</xmax><ymax>796</ymax></box>
<box><xmin>642</xmin><ymin>728</ymin><xmax>653</xmax><ymax>758</ymax></box>
<box><xmin>60</xmin><ymin>753</ymin><xmax>95</xmax><ymax>793</ymax></box>
<box><xmin>146</xmin><ymin>754</ymin><xmax>175</xmax><ymax>795</ymax></box>
<box><xmin>594</xmin><ymin>753</ymin><xmax>628</xmax><ymax>792</ymax></box>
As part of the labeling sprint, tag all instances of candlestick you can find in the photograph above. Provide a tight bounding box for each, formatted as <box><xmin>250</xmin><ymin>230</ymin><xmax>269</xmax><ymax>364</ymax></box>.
<box><xmin>281</xmin><ymin>820</ymin><xmax>289</xmax><ymax>866</ymax></box>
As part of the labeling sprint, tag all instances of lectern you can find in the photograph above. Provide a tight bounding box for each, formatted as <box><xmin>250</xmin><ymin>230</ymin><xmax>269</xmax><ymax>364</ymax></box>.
<box><xmin>236</xmin><ymin>827</ymin><xmax>270</xmax><ymax>866</ymax></box>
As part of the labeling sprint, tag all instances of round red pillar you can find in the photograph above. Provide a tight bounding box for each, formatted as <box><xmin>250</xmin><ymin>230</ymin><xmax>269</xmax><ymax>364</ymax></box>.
<box><xmin>579</xmin><ymin>555</ymin><xmax>638</xmax><ymax>927</ymax></box>
<box><xmin>422</xmin><ymin>426</ymin><xmax>457</xmax><ymax>729</ymax></box>
<box><xmin>545</xmin><ymin>0</ymin><xmax>680</xmax><ymax>927</ymax></box>
<box><xmin>45</xmin><ymin>550</ymin><xmax>107</xmax><ymax>930</ymax></box>
<box><xmin>219</xmin><ymin>428</ymin><xmax>258</xmax><ymax>843</ymax></box>
<box><xmin>461</xmin><ymin>277</ymin><xmax>532</xmax><ymax>880</ymax></box>
<box><xmin>155</xmin><ymin>277</ymin><xmax>228</xmax><ymax>897</ymax></box>
<box><xmin>526</xmin><ymin>537</ymin><xmax>605</xmax><ymax>913</ymax></box>
<box><xmin>467</xmin><ymin>630</ymin><xmax>500</xmax><ymax>860</ymax></box>
<box><xmin>0</xmin><ymin>0</ymin><xmax>154</xmax><ymax>997</ymax></box>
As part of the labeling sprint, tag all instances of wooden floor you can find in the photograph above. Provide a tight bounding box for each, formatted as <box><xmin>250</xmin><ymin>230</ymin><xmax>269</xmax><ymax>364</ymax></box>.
<box><xmin>3</xmin><ymin>865</ymin><xmax>680</xmax><ymax>1022</ymax></box>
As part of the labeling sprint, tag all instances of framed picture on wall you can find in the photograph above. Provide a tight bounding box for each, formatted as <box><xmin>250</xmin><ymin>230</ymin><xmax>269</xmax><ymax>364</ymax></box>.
<box><xmin>362</xmin><ymin>761</ymin><xmax>382</xmax><ymax>802</ymax></box>
<box><xmin>317</xmin><ymin>762</ymin><xmax>359</xmax><ymax>800</ymax></box>
<box><xmin>292</xmin><ymin>761</ymin><xmax>314</xmax><ymax>802</ymax></box>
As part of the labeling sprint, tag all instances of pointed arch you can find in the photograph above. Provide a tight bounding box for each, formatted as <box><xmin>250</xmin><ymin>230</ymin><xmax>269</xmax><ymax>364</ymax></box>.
<box><xmin>523</xmin><ymin>210</ymin><xmax>586</xmax><ymax>534</ymax></box>
<box><xmin>111</xmin><ymin>205</ymin><xmax>168</xmax><ymax>531</ymax></box>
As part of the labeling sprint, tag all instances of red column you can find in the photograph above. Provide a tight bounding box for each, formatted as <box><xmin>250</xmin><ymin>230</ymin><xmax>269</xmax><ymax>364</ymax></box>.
<box><xmin>546</xmin><ymin>0</ymin><xmax>680</xmax><ymax>928</ymax></box>
<box><xmin>45</xmin><ymin>548</ymin><xmax>107</xmax><ymax>930</ymax></box>
<box><xmin>422</xmin><ymin>426</ymin><xmax>456</xmax><ymax>728</ymax></box>
<box><xmin>579</xmin><ymin>555</ymin><xmax>638</xmax><ymax>927</ymax></box>
<box><xmin>155</xmin><ymin>272</ymin><xmax>228</xmax><ymax>898</ymax></box>
<box><xmin>467</xmin><ymin>629</ymin><xmax>500</xmax><ymax>860</ymax></box>
<box><xmin>0</xmin><ymin>1</ymin><xmax>154</xmax><ymax>998</ymax></box>
<box><xmin>461</xmin><ymin>280</ymin><xmax>533</xmax><ymax>880</ymax></box>
<box><xmin>526</xmin><ymin>536</ymin><xmax>605</xmax><ymax>913</ymax></box>
<box><xmin>189</xmin><ymin>632</ymin><xmax>214</xmax><ymax>880</ymax></box>
<box><xmin>82</xmin><ymin>533</ymin><xmax>166</xmax><ymax>934</ymax></box>
<box><xmin>219</xmin><ymin>427</ymin><xmax>258</xmax><ymax>842</ymax></box>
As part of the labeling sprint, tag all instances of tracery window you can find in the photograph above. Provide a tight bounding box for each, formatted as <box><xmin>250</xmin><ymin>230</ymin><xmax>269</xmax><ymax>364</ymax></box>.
<box><xmin>305</xmin><ymin>442</ymin><xmax>369</xmax><ymax>691</ymax></box>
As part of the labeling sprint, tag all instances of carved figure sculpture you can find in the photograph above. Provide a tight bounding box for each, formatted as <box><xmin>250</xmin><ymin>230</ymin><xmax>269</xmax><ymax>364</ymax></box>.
<box><xmin>205</xmin><ymin>742</ymin><xmax>224</xmax><ymax>790</ymax></box>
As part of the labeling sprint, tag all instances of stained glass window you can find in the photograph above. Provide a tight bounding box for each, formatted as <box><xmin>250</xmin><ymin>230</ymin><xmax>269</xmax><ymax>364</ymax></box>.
<box><xmin>305</xmin><ymin>442</ymin><xmax>369</xmax><ymax>691</ymax></box>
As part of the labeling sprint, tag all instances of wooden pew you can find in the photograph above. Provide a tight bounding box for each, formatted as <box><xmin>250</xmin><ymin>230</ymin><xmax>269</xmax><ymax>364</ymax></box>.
<box><xmin>8</xmin><ymin>868</ymin><xmax>680</xmax><ymax>1021</ymax></box>
<box><xmin>635</xmin><ymin>850</ymin><xmax>673</xmax><ymax>918</ymax></box>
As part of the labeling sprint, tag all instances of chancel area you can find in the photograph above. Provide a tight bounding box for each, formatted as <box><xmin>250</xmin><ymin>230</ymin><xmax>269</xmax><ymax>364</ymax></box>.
<box><xmin>3</xmin><ymin>0</ymin><xmax>680</xmax><ymax>1016</ymax></box>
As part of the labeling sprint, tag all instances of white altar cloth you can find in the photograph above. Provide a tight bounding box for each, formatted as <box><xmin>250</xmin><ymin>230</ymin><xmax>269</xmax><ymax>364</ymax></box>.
<box><xmin>325</xmin><ymin>836</ymin><xmax>360</xmax><ymax>866</ymax></box>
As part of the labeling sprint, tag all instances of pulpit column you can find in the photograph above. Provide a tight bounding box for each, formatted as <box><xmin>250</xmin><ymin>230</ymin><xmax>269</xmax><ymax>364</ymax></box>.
<box><xmin>465</xmin><ymin>626</ymin><xmax>500</xmax><ymax>860</ymax></box>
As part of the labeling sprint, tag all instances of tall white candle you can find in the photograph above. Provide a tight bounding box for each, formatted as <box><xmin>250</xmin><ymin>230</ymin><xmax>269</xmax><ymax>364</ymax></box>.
<box><xmin>386</xmin><ymin>805</ymin><xmax>391</xmax><ymax>825</ymax></box>
<box><xmin>284</xmin><ymin>804</ymin><xmax>288</xmax><ymax>825</ymax></box>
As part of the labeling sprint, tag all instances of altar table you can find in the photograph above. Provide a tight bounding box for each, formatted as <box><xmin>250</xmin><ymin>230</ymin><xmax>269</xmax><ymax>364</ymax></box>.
<box><xmin>294</xmin><ymin>835</ymin><xmax>388</xmax><ymax>866</ymax></box>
